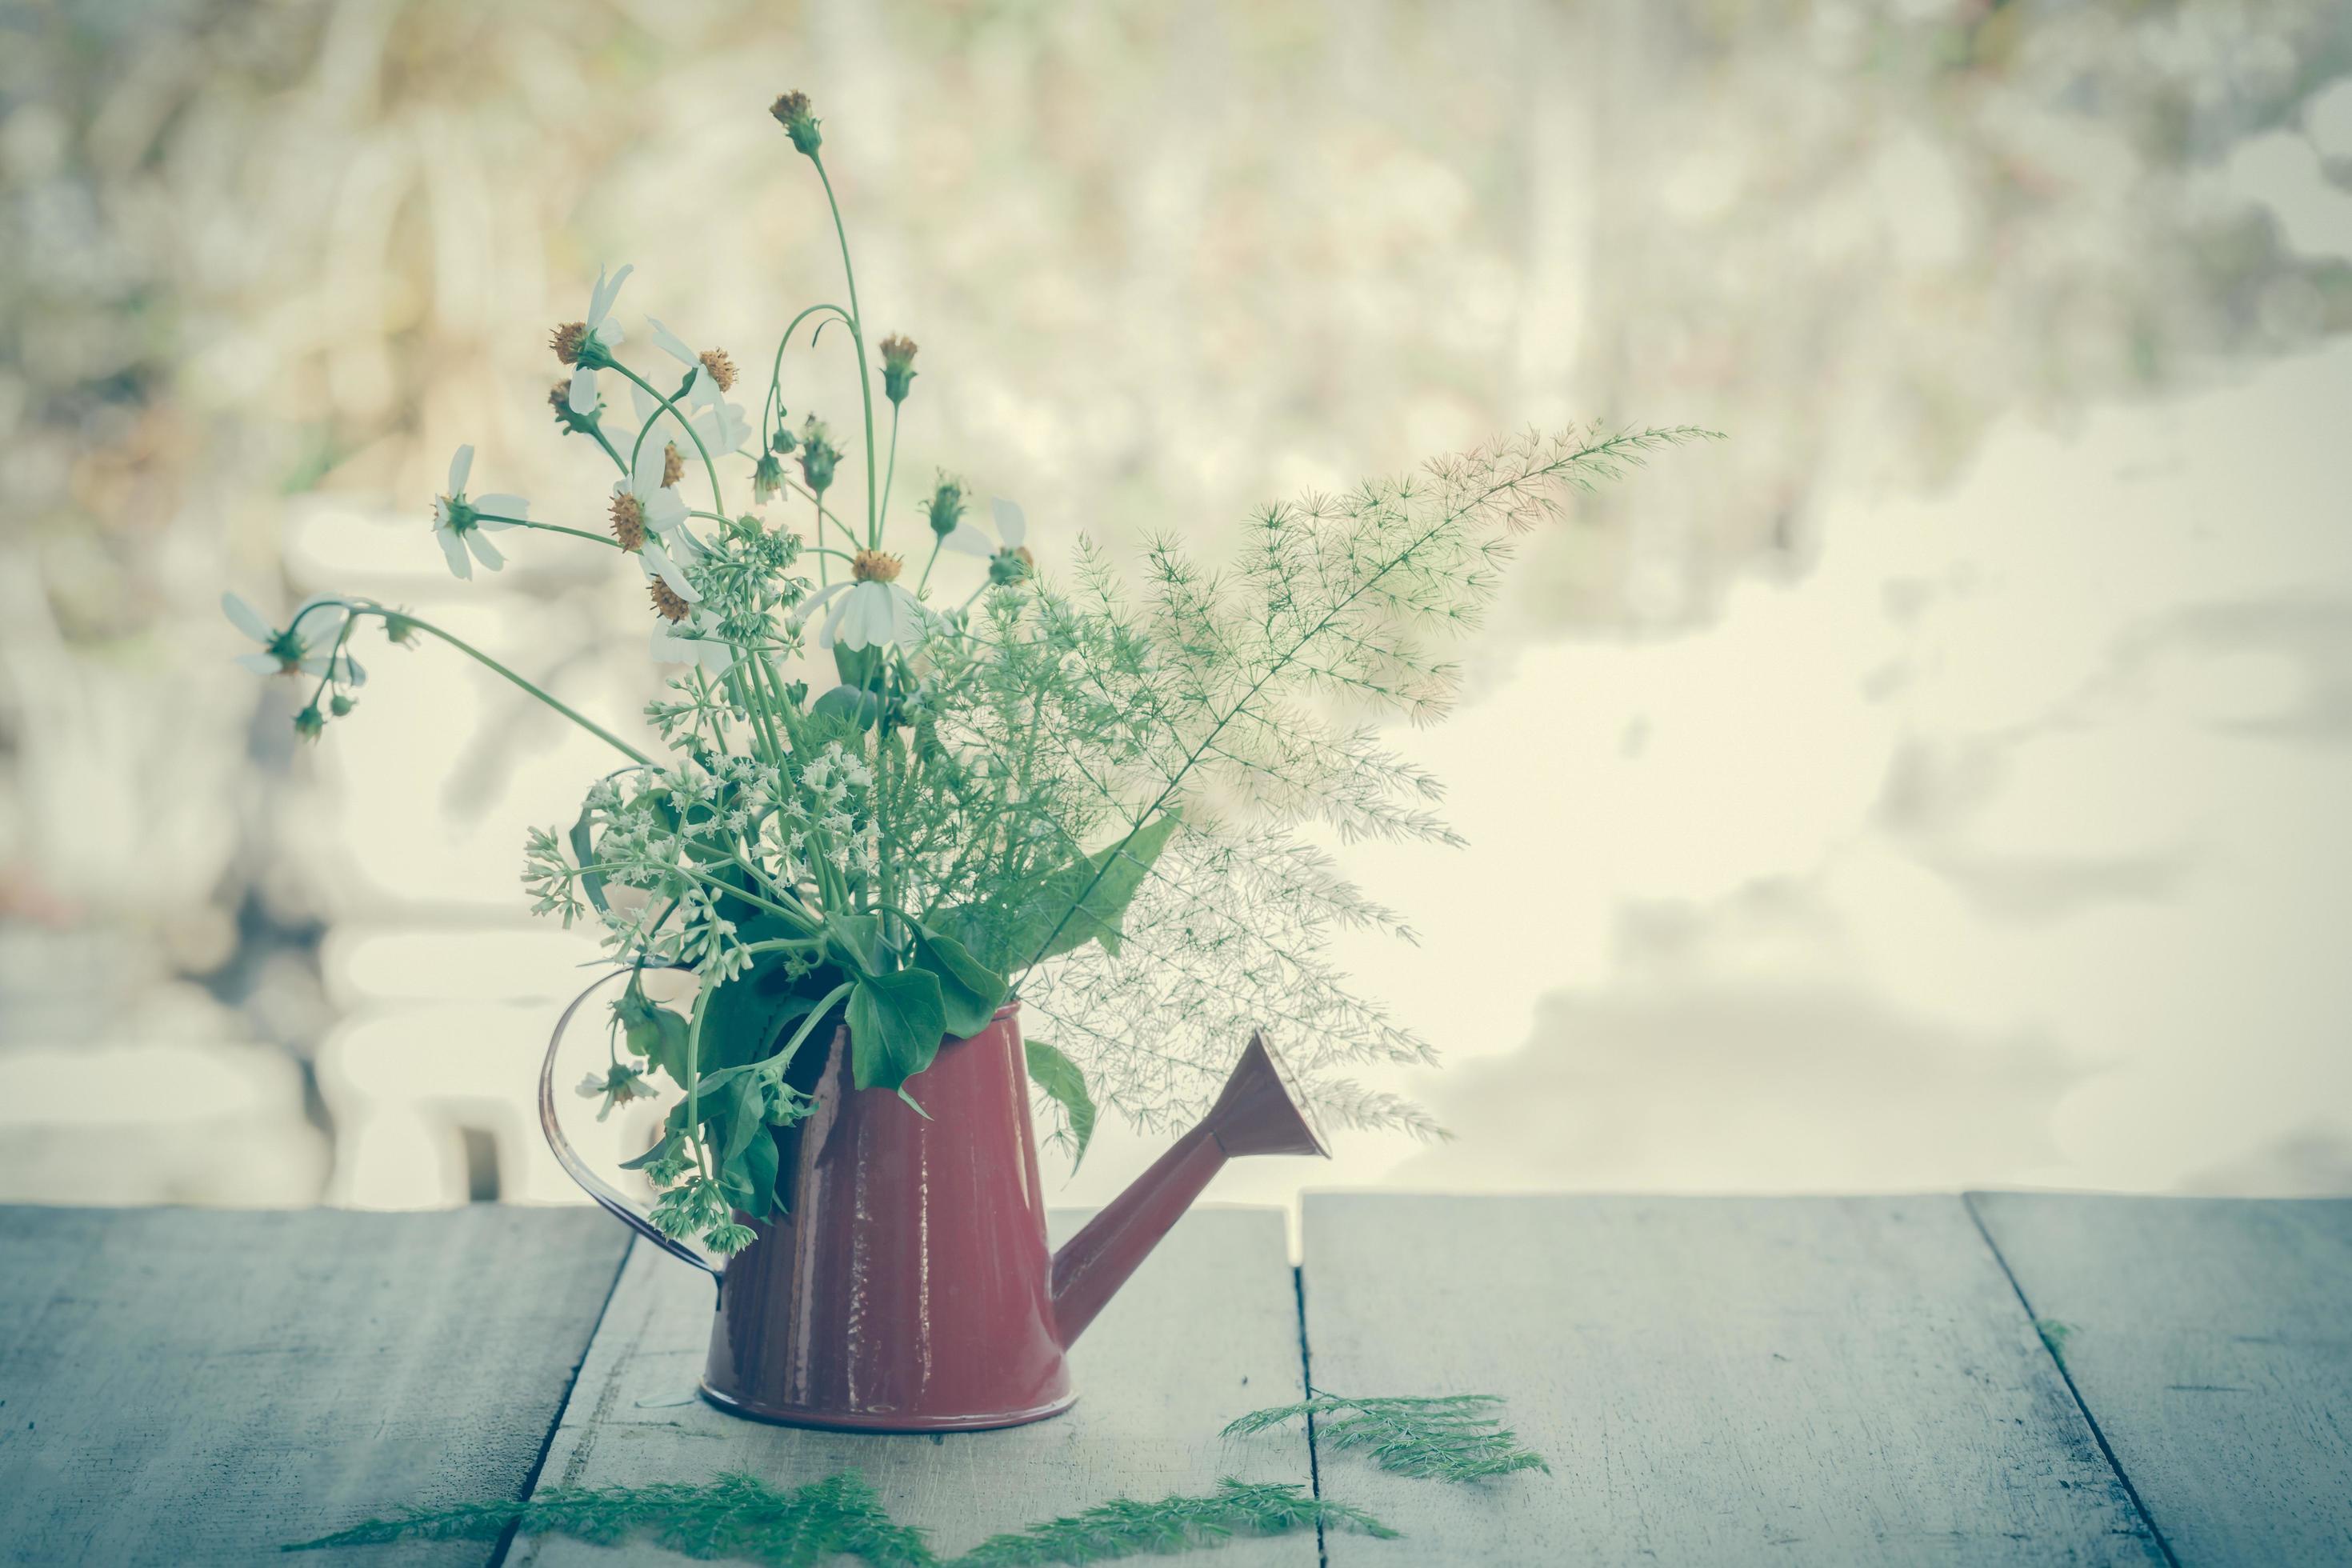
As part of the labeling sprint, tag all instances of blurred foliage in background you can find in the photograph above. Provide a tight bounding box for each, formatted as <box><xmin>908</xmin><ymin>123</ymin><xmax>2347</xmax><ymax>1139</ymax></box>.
<box><xmin>2</xmin><ymin>0</ymin><xmax>2346</xmax><ymax>1205</ymax></box>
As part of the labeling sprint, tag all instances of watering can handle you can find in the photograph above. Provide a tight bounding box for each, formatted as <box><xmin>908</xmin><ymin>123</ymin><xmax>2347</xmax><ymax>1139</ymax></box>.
<box><xmin>538</xmin><ymin>970</ymin><xmax>723</xmax><ymax>1279</ymax></box>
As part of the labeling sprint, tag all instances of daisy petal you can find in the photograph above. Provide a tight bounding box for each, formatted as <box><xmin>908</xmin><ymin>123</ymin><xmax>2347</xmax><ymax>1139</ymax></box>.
<box><xmin>888</xmin><ymin>587</ymin><xmax>925</xmax><ymax>646</ymax></box>
<box><xmin>570</xmin><ymin>366</ymin><xmax>600</xmax><ymax>416</ymax></box>
<box><xmin>467</xmin><ymin>532</ymin><xmax>506</xmax><ymax>570</ymax></box>
<box><xmin>789</xmin><ymin>581</ymin><xmax>850</xmax><ymax>630</ymax></box>
<box><xmin>221</xmin><ymin>592</ymin><xmax>273</xmax><ymax>643</ymax></box>
<box><xmin>448</xmin><ymin>444</ymin><xmax>474</xmax><ymax>496</ymax></box>
<box><xmin>942</xmin><ymin>522</ymin><xmax>995</xmax><ymax>558</ymax></box>
<box><xmin>818</xmin><ymin>585</ymin><xmax>864</xmax><ymax>649</ymax></box>
<box><xmin>588</xmin><ymin>262</ymin><xmax>634</xmax><ymax>328</ymax></box>
<box><xmin>647</xmin><ymin>315</ymin><xmax>695</xmax><ymax>366</ymax></box>
<box><xmin>990</xmin><ymin>497</ymin><xmax>1026</xmax><ymax>548</ymax></box>
<box><xmin>234</xmin><ymin>651</ymin><xmax>282</xmax><ymax>675</ymax></box>
<box><xmin>642</xmin><ymin>487</ymin><xmax>688</xmax><ymax>531</ymax></box>
<box><xmin>642</xmin><ymin>542</ymin><xmax>699</xmax><ymax>602</ymax></box>
<box><xmin>474</xmin><ymin>494</ymin><xmax>526</xmax><ymax>522</ymax></box>
<box><xmin>340</xmin><ymin>654</ymin><xmax>368</xmax><ymax>687</ymax></box>
<box><xmin>436</xmin><ymin>525</ymin><xmax>474</xmax><ymax>579</ymax></box>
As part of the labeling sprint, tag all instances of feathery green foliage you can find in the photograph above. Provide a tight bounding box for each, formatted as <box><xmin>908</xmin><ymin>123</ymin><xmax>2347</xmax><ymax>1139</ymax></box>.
<box><xmin>1224</xmin><ymin>1390</ymin><xmax>1550</xmax><ymax>1482</ymax></box>
<box><xmin>286</xmin><ymin>1470</ymin><xmax>1390</xmax><ymax>1566</ymax></box>
<box><xmin>283</xmin><ymin>1470</ymin><xmax>930</xmax><ymax>1566</ymax></box>
<box><xmin>956</xmin><ymin>1479</ymin><xmax>1396</xmax><ymax>1565</ymax></box>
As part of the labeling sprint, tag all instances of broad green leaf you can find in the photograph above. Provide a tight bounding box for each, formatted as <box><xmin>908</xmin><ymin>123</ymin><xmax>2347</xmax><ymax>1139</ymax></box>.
<box><xmin>1024</xmin><ymin>1038</ymin><xmax>1097</xmax><ymax>1170</ymax></box>
<box><xmin>1010</xmin><ymin>812</ymin><xmax>1182</xmax><ymax>967</ymax></box>
<box><xmin>618</xmin><ymin>1128</ymin><xmax>682</xmax><ymax>1172</ymax></box>
<box><xmin>810</xmin><ymin>682</ymin><xmax>881</xmax><ymax>730</ymax></box>
<box><xmin>846</xmin><ymin>970</ymin><xmax>947</xmax><ymax>1092</ymax></box>
<box><xmin>913</xmin><ymin>926</ymin><xmax>1009</xmax><ymax>1038</ymax></box>
<box><xmin>824</xmin><ymin>912</ymin><xmax>889</xmax><ymax>977</ymax></box>
<box><xmin>718</xmin><ymin>1125</ymin><xmax>780</xmax><ymax>1220</ymax></box>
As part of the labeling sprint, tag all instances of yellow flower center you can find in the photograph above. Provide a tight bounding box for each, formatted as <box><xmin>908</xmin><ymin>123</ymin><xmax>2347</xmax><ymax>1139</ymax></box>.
<box><xmin>662</xmin><ymin>442</ymin><xmax>686</xmax><ymax>489</ymax></box>
<box><xmin>851</xmin><ymin>550</ymin><xmax>903</xmax><ymax>583</ymax></box>
<box><xmin>648</xmin><ymin>580</ymin><xmax>692</xmax><ymax>622</ymax></box>
<box><xmin>698</xmin><ymin>349</ymin><xmax>738</xmax><ymax>393</ymax></box>
<box><xmin>550</xmin><ymin>322</ymin><xmax>588</xmax><ymax>366</ymax></box>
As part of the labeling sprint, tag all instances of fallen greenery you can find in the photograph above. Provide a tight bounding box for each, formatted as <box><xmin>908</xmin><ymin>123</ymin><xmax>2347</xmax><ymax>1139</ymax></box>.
<box><xmin>287</xmin><ymin>1392</ymin><xmax>1542</xmax><ymax>1562</ymax></box>
<box><xmin>285</xmin><ymin>1470</ymin><xmax>1394</xmax><ymax>1566</ymax></box>
<box><xmin>1223</xmin><ymin>1390</ymin><xmax>1550</xmax><ymax>1482</ymax></box>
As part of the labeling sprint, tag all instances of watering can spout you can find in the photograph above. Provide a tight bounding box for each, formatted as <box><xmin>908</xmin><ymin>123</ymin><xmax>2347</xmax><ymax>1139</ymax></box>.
<box><xmin>1048</xmin><ymin>1031</ymin><xmax>1329</xmax><ymax>1347</ymax></box>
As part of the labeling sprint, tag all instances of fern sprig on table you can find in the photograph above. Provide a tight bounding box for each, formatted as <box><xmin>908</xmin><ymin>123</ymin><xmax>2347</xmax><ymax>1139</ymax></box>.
<box><xmin>957</xmin><ymin>1478</ymin><xmax>1395</xmax><ymax>1564</ymax></box>
<box><xmin>1223</xmin><ymin>1390</ymin><xmax>1550</xmax><ymax>1482</ymax></box>
<box><xmin>286</xmin><ymin>1469</ymin><xmax>1389</xmax><ymax>1566</ymax></box>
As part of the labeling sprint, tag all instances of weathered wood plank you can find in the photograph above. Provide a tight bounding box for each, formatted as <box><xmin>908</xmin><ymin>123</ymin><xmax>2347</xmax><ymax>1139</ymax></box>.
<box><xmin>0</xmin><ymin>1205</ymin><xmax>630</xmax><ymax>1567</ymax></box>
<box><xmin>1970</xmin><ymin>1193</ymin><xmax>2352</xmax><ymax>1567</ymax></box>
<box><xmin>1299</xmin><ymin>1194</ymin><xmax>2162</xmax><ymax>1566</ymax></box>
<box><xmin>514</xmin><ymin>1206</ymin><xmax>1314</xmax><ymax>1565</ymax></box>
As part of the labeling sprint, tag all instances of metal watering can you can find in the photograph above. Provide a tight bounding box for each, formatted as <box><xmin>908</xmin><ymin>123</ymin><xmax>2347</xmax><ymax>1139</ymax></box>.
<box><xmin>541</xmin><ymin>974</ymin><xmax>1328</xmax><ymax>1430</ymax></box>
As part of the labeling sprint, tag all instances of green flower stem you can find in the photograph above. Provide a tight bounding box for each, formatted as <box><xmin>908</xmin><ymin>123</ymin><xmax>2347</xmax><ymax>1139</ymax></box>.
<box><xmin>759</xmin><ymin>302</ymin><xmax>853</xmax><ymax>451</ymax></box>
<box><xmin>769</xmin><ymin>981</ymin><xmax>853</xmax><ymax>1070</ymax></box>
<box><xmin>610</xmin><ymin>361</ymin><xmax>727</xmax><ymax>513</ymax></box>
<box><xmin>809</xmin><ymin>152</ymin><xmax>878</xmax><ymax>549</ymax></box>
<box><xmin>586</xmin><ymin>424</ymin><xmax>627</xmax><ymax>473</ymax></box>
<box><xmin>878</xmin><ymin>401</ymin><xmax>900</xmax><ymax>538</ymax></box>
<box><xmin>682</xmin><ymin>976</ymin><xmax>715</xmax><ymax>1172</ymax></box>
<box><xmin>474</xmin><ymin>514</ymin><xmax>618</xmax><ymax>550</ymax></box>
<box><xmin>916</xmin><ymin>535</ymin><xmax>944</xmax><ymax>594</ymax></box>
<box><xmin>776</xmin><ymin>477</ymin><xmax>862</xmax><ymax>552</ymax></box>
<box><xmin>323</xmin><ymin>602</ymin><xmax>653</xmax><ymax>766</ymax></box>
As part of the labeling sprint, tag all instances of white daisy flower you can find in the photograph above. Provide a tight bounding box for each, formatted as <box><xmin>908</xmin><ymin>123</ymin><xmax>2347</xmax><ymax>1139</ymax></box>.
<box><xmin>562</xmin><ymin>263</ymin><xmax>634</xmax><ymax>415</ymax></box>
<box><xmin>222</xmin><ymin>592</ymin><xmax>365</xmax><ymax>684</ymax></box>
<box><xmin>941</xmin><ymin>496</ymin><xmax>1037</xmax><ymax>582</ymax></box>
<box><xmin>430</xmin><ymin>444</ymin><xmax>523</xmax><ymax>580</ymax></box>
<box><xmin>576</xmin><ymin>1061</ymin><xmax>654</xmax><ymax>1122</ymax></box>
<box><xmin>646</xmin><ymin>317</ymin><xmax>738</xmax><ymax>410</ymax></box>
<box><xmin>650</xmin><ymin>607</ymin><xmax>738</xmax><ymax>677</ymax></box>
<box><xmin>790</xmin><ymin>550</ymin><xmax>929</xmax><ymax>651</ymax></box>
<box><xmin>609</xmin><ymin>438</ymin><xmax>699</xmax><ymax>605</ymax></box>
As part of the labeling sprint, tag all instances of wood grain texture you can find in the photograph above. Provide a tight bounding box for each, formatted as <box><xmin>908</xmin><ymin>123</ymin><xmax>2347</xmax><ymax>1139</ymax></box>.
<box><xmin>0</xmin><ymin>1205</ymin><xmax>629</xmax><ymax>1568</ymax></box>
<box><xmin>514</xmin><ymin>1206</ymin><xmax>1314</xmax><ymax>1565</ymax></box>
<box><xmin>1300</xmin><ymin>1194</ymin><xmax>2163</xmax><ymax>1567</ymax></box>
<box><xmin>1970</xmin><ymin>1193</ymin><xmax>2352</xmax><ymax>1567</ymax></box>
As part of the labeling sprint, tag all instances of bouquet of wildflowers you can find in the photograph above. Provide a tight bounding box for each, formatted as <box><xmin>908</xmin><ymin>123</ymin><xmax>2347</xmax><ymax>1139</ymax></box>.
<box><xmin>225</xmin><ymin>91</ymin><xmax>1706</xmax><ymax>1255</ymax></box>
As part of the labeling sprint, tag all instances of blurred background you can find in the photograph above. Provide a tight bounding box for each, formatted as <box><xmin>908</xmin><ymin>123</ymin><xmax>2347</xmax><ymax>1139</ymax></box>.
<box><xmin>3</xmin><ymin>0</ymin><xmax>2350</xmax><ymax>1219</ymax></box>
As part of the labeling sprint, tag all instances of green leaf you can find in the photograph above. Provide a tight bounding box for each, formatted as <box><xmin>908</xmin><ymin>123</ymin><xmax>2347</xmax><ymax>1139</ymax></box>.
<box><xmin>913</xmin><ymin>926</ymin><xmax>1009</xmax><ymax>1038</ymax></box>
<box><xmin>846</xmin><ymin>970</ymin><xmax>947</xmax><ymax>1092</ymax></box>
<box><xmin>1009</xmin><ymin>813</ymin><xmax>1181</xmax><ymax>968</ymax></box>
<box><xmin>826</xmin><ymin>912</ymin><xmax>890</xmax><ymax>976</ymax></box>
<box><xmin>718</xmin><ymin>1125</ymin><xmax>781</xmax><ymax>1220</ymax></box>
<box><xmin>1024</xmin><ymin>1039</ymin><xmax>1097</xmax><ymax>1170</ymax></box>
<box><xmin>618</xmin><ymin>1129</ymin><xmax>682</xmax><ymax>1173</ymax></box>
<box><xmin>568</xmin><ymin>802</ymin><xmax>608</xmax><ymax>915</ymax></box>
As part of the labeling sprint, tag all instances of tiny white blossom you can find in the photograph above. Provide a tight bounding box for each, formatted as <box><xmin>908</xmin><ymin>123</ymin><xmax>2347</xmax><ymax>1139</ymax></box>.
<box><xmin>222</xmin><ymin>593</ymin><xmax>365</xmax><ymax>684</ymax></box>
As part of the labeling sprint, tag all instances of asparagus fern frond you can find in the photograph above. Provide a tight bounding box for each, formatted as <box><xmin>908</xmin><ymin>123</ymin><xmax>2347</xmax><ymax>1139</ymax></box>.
<box><xmin>1224</xmin><ymin>1390</ymin><xmax>1550</xmax><ymax>1482</ymax></box>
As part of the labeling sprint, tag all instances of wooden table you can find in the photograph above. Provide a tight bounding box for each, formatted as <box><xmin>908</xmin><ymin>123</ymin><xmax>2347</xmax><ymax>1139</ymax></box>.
<box><xmin>2</xmin><ymin>1196</ymin><xmax>2346</xmax><ymax>1566</ymax></box>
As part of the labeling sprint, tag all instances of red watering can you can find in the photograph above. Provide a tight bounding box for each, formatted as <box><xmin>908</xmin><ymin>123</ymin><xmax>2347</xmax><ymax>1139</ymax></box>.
<box><xmin>540</xmin><ymin>973</ymin><xmax>1329</xmax><ymax>1430</ymax></box>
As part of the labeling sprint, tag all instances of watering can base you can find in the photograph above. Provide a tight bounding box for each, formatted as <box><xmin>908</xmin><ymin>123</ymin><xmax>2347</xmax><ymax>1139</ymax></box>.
<box><xmin>696</xmin><ymin>1382</ymin><xmax>1078</xmax><ymax>1432</ymax></box>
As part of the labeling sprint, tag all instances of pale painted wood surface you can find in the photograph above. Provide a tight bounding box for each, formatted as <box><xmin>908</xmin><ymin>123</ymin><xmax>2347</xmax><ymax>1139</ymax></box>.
<box><xmin>514</xmin><ymin>1206</ymin><xmax>1314</xmax><ymax>1566</ymax></box>
<box><xmin>1299</xmin><ymin>1194</ymin><xmax>2165</xmax><ymax>1566</ymax></box>
<box><xmin>0</xmin><ymin>1205</ymin><xmax>629</xmax><ymax>1567</ymax></box>
<box><xmin>1970</xmin><ymin>1193</ymin><xmax>2352</xmax><ymax>1567</ymax></box>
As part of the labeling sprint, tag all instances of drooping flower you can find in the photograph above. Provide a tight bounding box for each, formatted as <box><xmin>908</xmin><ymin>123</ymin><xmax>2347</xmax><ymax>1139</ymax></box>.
<box><xmin>790</xmin><ymin>549</ymin><xmax>928</xmax><ymax>651</ymax></box>
<box><xmin>650</xmin><ymin>606</ymin><xmax>738</xmax><ymax>677</ymax></box>
<box><xmin>798</xmin><ymin>416</ymin><xmax>839</xmax><ymax>495</ymax></box>
<box><xmin>556</xmin><ymin>263</ymin><xmax>633</xmax><ymax>415</ymax></box>
<box><xmin>577</xmin><ymin>1060</ymin><xmax>655</xmax><ymax>1122</ymax></box>
<box><xmin>942</xmin><ymin>496</ymin><xmax>1036</xmax><ymax>583</ymax></box>
<box><xmin>222</xmin><ymin>593</ymin><xmax>365</xmax><ymax>684</ymax></box>
<box><xmin>430</xmin><ymin>445</ymin><xmax>524</xmax><ymax>579</ymax></box>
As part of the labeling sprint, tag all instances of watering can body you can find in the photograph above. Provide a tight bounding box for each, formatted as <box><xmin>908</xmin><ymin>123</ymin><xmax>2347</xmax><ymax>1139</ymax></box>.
<box><xmin>542</xmin><ymin>983</ymin><xmax>1327</xmax><ymax>1431</ymax></box>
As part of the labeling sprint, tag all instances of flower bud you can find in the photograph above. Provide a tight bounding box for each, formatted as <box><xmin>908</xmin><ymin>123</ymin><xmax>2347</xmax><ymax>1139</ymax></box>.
<box><xmin>294</xmin><ymin>705</ymin><xmax>326</xmax><ymax>742</ymax></box>
<box><xmin>988</xmin><ymin>550</ymin><xmax>1031</xmax><ymax>586</ymax></box>
<box><xmin>925</xmin><ymin>474</ymin><xmax>966</xmax><ymax>538</ymax></box>
<box><xmin>770</xmin><ymin>90</ymin><xmax>822</xmax><ymax>156</ymax></box>
<box><xmin>330</xmin><ymin>693</ymin><xmax>358</xmax><ymax>717</ymax></box>
<box><xmin>878</xmin><ymin>334</ymin><xmax>918</xmax><ymax>405</ymax></box>
<box><xmin>381</xmin><ymin>611</ymin><xmax>421</xmax><ymax>647</ymax></box>
<box><xmin>754</xmin><ymin>453</ymin><xmax>785</xmax><ymax>504</ymax></box>
<box><xmin>798</xmin><ymin>416</ymin><xmax>838</xmax><ymax>495</ymax></box>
